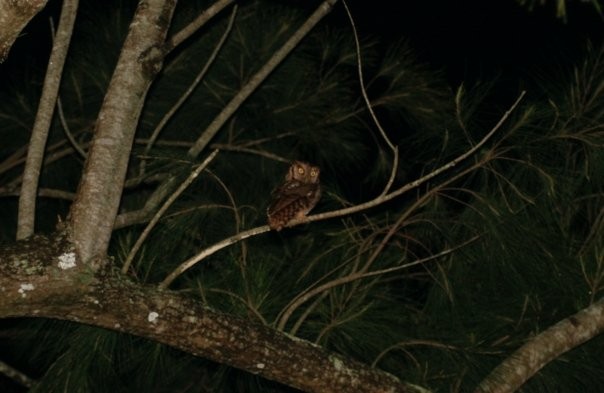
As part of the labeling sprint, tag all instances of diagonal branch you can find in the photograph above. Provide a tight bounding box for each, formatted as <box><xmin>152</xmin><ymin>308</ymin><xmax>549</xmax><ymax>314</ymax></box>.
<box><xmin>68</xmin><ymin>0</ymin><xmax>177</xmax><ymax>265</ymax></box>
<box><xmin>17</xmin><ymin>0</ymin><xmax>78</xmax><ymax>240</ymax></box>
<box><xmin>141</xmin><ymin>6</ymin><xmax>237</xmax><ymax>175</ymax></box>
<box><xmin>475</xmin><ymin>297</ymin><xmax>604</xmax><ymax>393</ymax></box>
<box><xmin>187</xmin><ymin>0</ymin><xmax>340</xmax><ymax>157</ymax></box>
<box><xmin>122</xmin><ymin>149</ymin><xmax>220</xmax><ymax>274</ymax></box>
<box><xmin>0</xmin><ymin>359</ymin><xmax>34</xmax><ymax>388</ymax></box>
<box><xmin>163</xmin><ymin>0</ymin><xmax>235</xmax><ymax>54</ymax></box>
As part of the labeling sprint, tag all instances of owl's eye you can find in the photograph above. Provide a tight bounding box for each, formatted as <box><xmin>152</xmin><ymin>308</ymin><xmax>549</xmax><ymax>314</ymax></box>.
<box><xmin>310</xmin><ymin>170</ymin><xmax>317</xmax><ymax>176</ymax></box>
<box><xmin>297</xmin><ymin>167</ymin><xmax>305</xmax><ymax>175</ymax></box>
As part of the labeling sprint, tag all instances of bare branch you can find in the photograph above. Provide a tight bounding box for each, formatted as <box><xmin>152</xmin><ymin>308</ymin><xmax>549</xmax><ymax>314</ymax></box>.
<box><xmin>57</xmin><ymin>96</ymin><xmax>86</xmax><ymax>158</ymax></box>
<box><xmin>275</xmin><ymin>196</ymin><xmax>481</xmax><ymax>331</ymax></box>
<box><xmin>342</xmin><ymin>0</ymin><xmax>399</xmax><ymax>196</ymax></box>
<box><xmin>69</xmin><ymin>0</ymin><xmax>177</xmax><ymax>265</ymax></box>
<box><xmin>0</xmin><ymin>245</ymin><xmax>418</xmax><ymax>393</ymax></box>
<box><xmin>122</xmin><ymin>149</ymin><xmax>220</xmax><ymax>274</ymax></box>
<box><xmin>1</xmin><ymin>187</ymin><xmax>75</xmax><ymax>200</ymax></box>
<box><xmin>142</xmin><ymin>6</ymin><xmax>237</xmax><ymax>174</ymax></box>
<box><xmin>0</xmin><ymin>359</ymin><xmax>34</xmax><ymax>388</ymax></box>
<box><xmin>187</xmin><ymin>0</ymin><xmax>340</xmax><ymax>157</ymax></box>
<box><xmin>210</xmin><ymin>143</ymin><xmax>290</xmax><ymax>163</ymax></box>
<box><xmin>475</xmin><ymin>297</ymin><xmax>604</xmax><ymax>393</ymax></box>
<box><xmin>159</xmin><ymin>225</ymin><xmax>270</xmax><ymax>289</ymax></box>
<box><xmin>17</xmin><ymin>0</ymin><xmax>78</xmax><ymax>239</ymax></box>
<box><xmin>164</xmin><ymin>0</ymin><xmax>235</xmax><ymax>54</ymax></box>
<box><xmin>306</xmin><ymin>91</ymin><xmax>526</xmax><ymax>224</ymax></box>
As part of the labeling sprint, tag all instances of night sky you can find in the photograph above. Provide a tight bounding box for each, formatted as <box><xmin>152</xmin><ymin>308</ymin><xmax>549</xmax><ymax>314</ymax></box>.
<box><xmin>339</xmin><ymin>0</ymin><xmax>603</xmax><ymax>85</ymax></box>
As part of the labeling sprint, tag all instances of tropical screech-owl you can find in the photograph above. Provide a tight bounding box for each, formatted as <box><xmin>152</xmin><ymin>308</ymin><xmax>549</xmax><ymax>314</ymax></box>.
<box><xmin>267</xmin><ymin>161</ymin><xmax>321</xmax><ymax>231</ymax></box>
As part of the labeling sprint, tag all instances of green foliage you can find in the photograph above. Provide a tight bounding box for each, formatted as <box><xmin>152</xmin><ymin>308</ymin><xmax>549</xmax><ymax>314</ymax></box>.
<box><xmin>1</xmin><ymin>0</ymin><xmax>604</xmax><ymax>392</ymax></box>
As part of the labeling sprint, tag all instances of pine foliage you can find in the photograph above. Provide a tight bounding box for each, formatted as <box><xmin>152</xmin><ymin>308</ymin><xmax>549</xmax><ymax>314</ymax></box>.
<box><xmin>0</xmin><ymin>0</ymin><xmax>603</xmax><ymax>392</ymax></box>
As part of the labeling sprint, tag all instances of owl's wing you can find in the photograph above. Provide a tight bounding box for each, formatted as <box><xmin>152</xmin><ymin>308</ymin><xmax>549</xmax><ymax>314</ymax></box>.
<box><xmin>267</xmin><ymin>193</ymin><xmax>299</xmax><ymax>216</ymax></box>
<box><xmin>267</xmin><ymin>183</ymin><xmax>319</xmax><ymax>215</ymax></box>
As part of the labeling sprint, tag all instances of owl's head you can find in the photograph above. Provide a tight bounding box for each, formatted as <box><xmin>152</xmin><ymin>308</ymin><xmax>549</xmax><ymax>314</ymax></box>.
<box><xmin>286</xmin><ymin>161</ymin><xmax>320</xmax><ymax>183</ymax></box>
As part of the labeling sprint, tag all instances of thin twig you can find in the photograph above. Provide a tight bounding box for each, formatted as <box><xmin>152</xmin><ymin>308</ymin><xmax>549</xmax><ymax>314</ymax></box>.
<box><xmin>372</xmin><ymin>339</ymin><xmax>458</xmax><ymax>368</ymax></box>
<box><xmin>279</xmin><ymin>163</ymin><xmax>490</xmax><ymax>330</ymax></box>
<box><xmin>17</xmin><ymin>0</ymin><xmax>79</xmax><ymax>239</ymax></box>
<box><xmin>0</xmin><ymin>359</ymin><xmax>35</xmax><ymax>388</ymax></box>
<box><xmin>0</xmin><ymin>135</ymin><xmax>87</xmax><ymax>178</ymax></box>
<box><xmin>56</xmin><ymin>96</ymin><xmax>86</xmax><ymax>158</ymax></box>
<box><xmin>122</xmin><ymin>149</ymin><xmax>220</xmax><ymax>274</ymax></box>
<box><xmin>142</xmin><ymin>6</ymin><xmax>237</xmax><ymax>174</ymax></box>
<box><xmin>164</xmin><ymin>0</ymin><xmax>235</xmax><ymax>54</ymax></box>
<box><xmin>210</xmin><ymin>143</ymin><xmax>290</xmax><ymax>162</ymax></box>
<box><xmin>187</xmin><ymin>0</ymin><xmax>340</xmax><ymax>157</ymax></box>
<box><xmin>276</xmin><ymin>235</ymin><xmax>479</xmax><ymax>331</ymax></box>
<box><xmin>159</xmin><ymin>225</ymin><xmax>270</xmax><ymax>289</ymax></box>
<box><xmin>0</xmin><ymin>187</ymin><xmax>75</xmax><ymax>200</ymax></box>
<box><xmin>206</xmin><ymin>169</ymin><xmax>247</xmax><ymax>265</ymax></box>
<box><xmin>51</xmin><ymin>17</ymin><xmax>87</xmax><ymax>160</ymax></box>
<box><xmin>305</xmin><ymin>91</ymin><xmax>526</xmax><ymax>223</ymax></box>
<box><xmin>342</xmin><ymin>0</ymin><xmax>398</xmax><ymax>196</ymax></box>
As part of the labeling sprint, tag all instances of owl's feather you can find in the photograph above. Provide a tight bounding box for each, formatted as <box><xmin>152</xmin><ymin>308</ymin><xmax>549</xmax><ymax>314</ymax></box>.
<box><xmin>268</xmin><ymin>182</ymin><xmax>320</xmax><ymax>214</ymax></box>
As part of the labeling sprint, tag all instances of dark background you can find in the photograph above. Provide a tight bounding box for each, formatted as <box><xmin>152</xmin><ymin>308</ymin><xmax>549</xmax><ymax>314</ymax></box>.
<box><xmin>0</xmin><ymin>0</ymin><xmax>604</xmax><ymax>88</ymax></box>
<box><xmin>342</xmin><ymin>0</ymin><xmax>603</xmax><ymax>85</ymax></box>
<box><xmin>0</xmin><ymin>1</ymin><xmax>603</xmax><ymax>392</ymax></box>
<box><xmin>4</xmin><ymin>0</ymin><xmax>603</xmax><ymax>86</ymax></box>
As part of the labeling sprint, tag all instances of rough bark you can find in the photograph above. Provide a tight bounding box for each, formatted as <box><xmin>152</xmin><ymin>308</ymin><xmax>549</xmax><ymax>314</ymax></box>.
<box><xmin>0</xmin><ymin>0</ymin><xmax>48</xmax><ymax>63</ymax></box>
<box><xmin>68</xmin><ymin>0</ymin><xmax>176</xmax><ymax>265</ymax></box>
<box><xmin>17</xmin><ymin>0</ymin><xmax>78</xmax><ymax>240</ymax></box>
<box><xmin>475</xmin><ymin>298</ymin><xmax>604</xmax><ymax>393</ymax></box>
<box><xmin>0</xmin><ymin>233</ymin><xmax>417</xmax><ymax>393</ymax></box>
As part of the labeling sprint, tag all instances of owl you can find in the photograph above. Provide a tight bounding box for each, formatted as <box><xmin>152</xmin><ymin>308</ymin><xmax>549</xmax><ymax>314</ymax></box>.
<box><xmin>267</xmin><ymin>161</ymin><xmax>321</xmax><ymax>231</ymax></box>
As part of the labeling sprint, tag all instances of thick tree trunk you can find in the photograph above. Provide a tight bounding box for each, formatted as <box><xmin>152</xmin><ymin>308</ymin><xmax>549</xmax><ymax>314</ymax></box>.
<box><xmin>68</xmin><ymin>0</ymin><xmax>176</xmax><ymax>265</ymax></box>
<box><xmin>0</xmin><ymin>233</ymin><xmax>417</xmax><ymax>393</ymax></box>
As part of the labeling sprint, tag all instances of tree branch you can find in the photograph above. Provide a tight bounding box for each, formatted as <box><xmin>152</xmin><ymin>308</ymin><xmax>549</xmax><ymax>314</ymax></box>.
<box><xmin>163</xmin><ymin>0</ymin><xmax>235</xmax><ymax>54</ymax></box>
<box><xmin>159</xmin><ymin>225</ymin><xmax>271</xmax><ymax>289</ymax></box>
<box><xmin>187</xmin><ymin>0</ymin><xmax>340</xmax><ymax>157</ymax></box>
<box><xmin>0</xmin><ymin>359</ymin><xmax>34</xmax><ymax>388</ymax></box>
<box><xmin>17</xmin><ymin>0</ymin><xmax>78</xmax><ymax>239</ymax></box>
<box><xmin>68</xmin><ymin>0</ymin><xmax>177</xmax><ymax>265</ymax></box>
<box><xmin>140</xmin><ymin>6</ymin><xmax>236</xmax><ymax>176</ymax></box>
<box><xmin>342</xmin><ymin>0</ymin><xmax>399</xmax><ymax>196</ymax></box>
<box><xmin>0</xmin><ymin>0</ymin><xmax>48</xmax><ymax>62</ymax></box>
<box><xmin>160</xmin><ymin>92</ymin><xmax>526</xmax><ymax>289</ymax></box>
<box><xmin>110</xmin><ymin>0</ymin><xmax>337</xmax><ymax>235</ymax></box>
<box><xmin>122</xmin><ymin>149</ymin><xmax>220</xmax><ymax>274</ymax></box>
<box><xmin>475</xmin><ymin>297</ymin><xmax>604</xmax><ymax>393</ymax></box>
<box><xmin>0</xmin><ymin>236</ymin><xmax>421</xmax><ymax>393</ymax></box>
